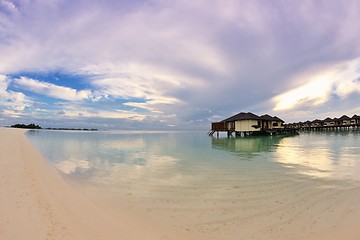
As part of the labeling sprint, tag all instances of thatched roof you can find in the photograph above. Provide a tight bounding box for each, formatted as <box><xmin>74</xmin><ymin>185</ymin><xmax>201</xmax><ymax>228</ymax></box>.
<box><xmin>222</xmin><ymin>112</ymin><xmax>284</xmax><ymax>123</ymax></box>
<box><xmin>260</xmin><ymin>114</ymin><xmax>275</xmax><ymax>121</ymax></box>
<box><xmin>339</xmin><ymin>115</ymin><xmax>350</xmax><ymax>120</ymax></box>
<box><xmin>222</xmin><ymin>112</ymin><xmax>260</xmax><ymax>122</ymax></box>
<box><xmin>273</xmin><ymin>116</ymin><xmax>284</xmax><ymax>122</ymax></box>
<box><xmin>312</xmin><ymin>119</ymin><xmax>322</xmax><ymax>123</ymax></box>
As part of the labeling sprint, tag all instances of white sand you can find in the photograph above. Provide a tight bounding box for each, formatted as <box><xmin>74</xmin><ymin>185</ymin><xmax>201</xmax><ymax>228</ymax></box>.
<box><xmin>1</xmin><ymin>127</ymin><xmax>360</xmax><ymax>240</ymax></box>
<box><xmin>0</xmin><ymin>128</ymin><xmax>198</xmax><ymax>240</ymax></box>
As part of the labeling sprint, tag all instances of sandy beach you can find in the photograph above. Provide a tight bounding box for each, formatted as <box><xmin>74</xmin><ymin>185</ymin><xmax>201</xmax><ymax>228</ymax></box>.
<box><xmin>2</xmin><ymin>128</ymin><xmax>360</xmax><ymax>240</ymax></box>
<box><xmin>0</xmin><ymin>128</ymin><xmax>198</xmax><ymax>240</ymax></box>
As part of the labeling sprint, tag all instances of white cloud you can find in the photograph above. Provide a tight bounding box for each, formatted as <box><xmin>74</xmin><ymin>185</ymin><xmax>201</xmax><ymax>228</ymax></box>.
<box><xmin>273</xmin><ymin>72</ymin><xmax>334</xmax><ymax>111</ymax></box>
<box><xmin>123</xmin><ymin>101</ymin><xmax>162</xmax><ymax>113</ymax></box>
<box><xmin>0</xmin><ymin>75</ymin><xmax>32</xmax><ymax>116</ymax></box>
<box><xmin>83</xmin><ymin>63</ymin><xmax>200</xmax><ymax>96</ymax></box>
<box><xmin>0</xmin><ymin>75</ymin><xmax>10</xmax><ymax>97</ymax></box>
<box><xmin>58</xmin><ymin>104</ymin><xmax>146</xmax><ymax>121</ymax></box>
<box><xmin>208</xmin><ymin>114</ymin><xmax>224</xmax><ymax>122</ymax></box>
<box><xmin>273</xmin><ymin>58</ymin><xmax>360</xmax><ymax>111</ymax></box>
<box><xmin>13</xmin><ymin>77</ymin><xmax>92</xmax><ymax>101</ymax></box>
<box><xmin>1</xmin><ymin>1</ymin><xmax>360</xmax><ymax>127</ymax></box>
<box><xmin>123</xmin><ymin>98</ymin><xmax>182</xmax><ymax>113</ymax></box>
<box><xmin>81</xmin><ymin>63</ymin><xmax>189</xmax><ymax>114</ymax></box>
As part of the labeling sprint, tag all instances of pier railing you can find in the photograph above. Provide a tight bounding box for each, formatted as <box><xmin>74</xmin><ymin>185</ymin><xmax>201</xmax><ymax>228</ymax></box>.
<box><xmin>211</xmin><ymin>122</ymin><xmax>236</xmax><ymax>131</ymax></box>
<box><xmin>211</xmin><ymin>122</ymin><xmax>227</xmax><ymax>131</ymax></box>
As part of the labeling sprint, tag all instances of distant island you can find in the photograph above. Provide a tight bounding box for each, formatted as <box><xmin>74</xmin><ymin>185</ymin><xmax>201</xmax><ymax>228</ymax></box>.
<box><xmin>45</xmin><ymin>128</ymin><xmax>98</xmax><ymax>131</ymax></box>
<box><xmin>11</xmin><ymin>124</ymin><xmax>42</xmax><ymax>129</ymax></box>
<box><xmin>10</xmin><ymin>124</ymin><xmax>97</xmax><ymax>131</ymax></box>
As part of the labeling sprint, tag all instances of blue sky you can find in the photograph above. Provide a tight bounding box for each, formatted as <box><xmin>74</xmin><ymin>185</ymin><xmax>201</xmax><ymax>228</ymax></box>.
<box><xmin>1</xmin><ymin>0</ymin><xmax>360</xmax><ymax>130</ymax></box>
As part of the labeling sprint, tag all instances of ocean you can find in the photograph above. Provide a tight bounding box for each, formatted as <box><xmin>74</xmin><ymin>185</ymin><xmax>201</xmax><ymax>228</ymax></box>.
<box><xmin>26</xmin><ymin>130</ymin><xmax>360</xmax><ymax>239</ymax></box>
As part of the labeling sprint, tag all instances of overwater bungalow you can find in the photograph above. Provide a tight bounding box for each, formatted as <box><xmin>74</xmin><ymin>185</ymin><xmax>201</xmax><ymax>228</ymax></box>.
<box><xmin>260</xmin><ymin>114</ymin><xmax>285</xmax><ymax>130</ymax></box>
<box><xmin>295</xmin><ymin>122</ymin><xmax>303</xmax><ymax>129</ymax></box>
<box><xmin>303</xmin><ymin>120</ymin><xmax>311</xmax><ymax>128</ymax></box>
<box><xmin>333</xmin><ymin>117</ymin><xmax>341</xmax><ymax>126</ymax></box>
<box><xmin>285</xmin><ymin>113</ymin><xmax>360</xmax><ymax>131</ymax></box>
<box><xmin>209</xmin><ymin>112</ymin><xmax>291</xmax><ymax>137</ymax></box>
<box><xmin>339</xmin><ymin>115</ymin><xmax>351</xmax><ymax>125</ymax></box>
<box><xmin>323</xmin><ymin>117</ymin><xmax>334</xmax><ymax>127</ymax></box>
<box><xmin>351</xmin><ymin>115</ymin><xmax>360</xmax><ymax>125</ymax></box>
<box><xmin>311</xmin><ymin>119</ymin><xmax>323</xmax><ymax>127</ymax></box>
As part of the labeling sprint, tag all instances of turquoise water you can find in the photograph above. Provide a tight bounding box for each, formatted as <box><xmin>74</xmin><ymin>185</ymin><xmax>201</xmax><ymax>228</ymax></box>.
<box><xmin>26</xmin><ymin>130</ymin><xmax>360</xmax><ymax>183</ymax></box>
<box><xmin>26</xmin><ymin>130</ymin><xmax>360</xmax><ymax>238</ymax></box>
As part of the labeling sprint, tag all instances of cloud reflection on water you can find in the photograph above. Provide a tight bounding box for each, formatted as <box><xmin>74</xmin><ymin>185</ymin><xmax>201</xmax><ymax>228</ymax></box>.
<box><xmin>210</xmin><ymin>132</ymin><xmax>360</xmax><ymax>181</ymax></box>
<box><xmin>28</xmin><ymin>131</ymin><xmax>185</xmax><ymax>188</ymax></box>
<box><xmin>211</xmin><ymin>136</ymin><xmax>284</xmax><ymax>158</ymax></box>
<box><xmin>54</xmin><ymin>157</ymin><xmax>91</xmax><ymax>174</ymax></box>
<box><xmin>28</xmin><ymin>130</ymin><xmax>360</xmax><ymax>191</ymax></box>
<box><xmin>274</xmin><ymin>133</ymin><xmax>360</xmax><ymax>181</ymax></box>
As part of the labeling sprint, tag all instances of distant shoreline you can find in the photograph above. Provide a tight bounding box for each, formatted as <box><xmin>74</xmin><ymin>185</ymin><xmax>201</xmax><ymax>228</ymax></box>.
<box><xmin>7</xmin><ymin>124</ymin><xmax>98</xmax><ymax>131</ymax></box>
<box><xmin>43</xmin><ymin>128</ymin><xmax>98</xmax><ymax>131</ymax></box>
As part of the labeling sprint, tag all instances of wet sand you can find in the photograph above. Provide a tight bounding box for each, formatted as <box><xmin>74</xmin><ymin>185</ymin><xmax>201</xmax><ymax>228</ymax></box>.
<box><xmin>1</xmin><ymin>127</ymin><xmax>360</xmax><ymax>240</ymax></box>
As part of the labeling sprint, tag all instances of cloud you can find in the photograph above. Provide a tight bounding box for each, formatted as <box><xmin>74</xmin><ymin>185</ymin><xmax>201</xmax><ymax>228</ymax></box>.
<box><xmin>51</xmin><ymin>103</ymin><xmax>146</xmax><ymax>121</ymax></box>
<box><xmin>80</xmin><ymin>63</ymin><xmax>189</xmax><ymax>114</ymax></box>
<box><xmin>0</xmin><ymin>75</ymin><xmax>10</xmax><ymax>97</ymax></box>
<box><xmin>13</xmin><ymin>76</ymin><xmax>92</xmax><ymax>101</ymax></box>
<box><xmin>0</xmin><ymin>75</ymin><xmax>32</xmax><ymax>116</ymax></box>
<box><xmin>0</xmin><ymin>0</ymin><xmax>18</xmax><ymax>14</ymax></box>
<box><xmin>1</xmin><ymin>0</ymin><xmax>360</xmax><ymax>127</ymax></box>
<box><xmin>272</xmin><ymin>71</ymin><xmax>334</xmax><ymax>111</ymax></box>
<box><xmin>57</xmin><ymin>110</ymin><xmax>65</xmax><ymax>115</ymax></box>
<box><xmin>273</xmin><ymin>58</ymin><xmax>360</xmax><ymax>111</ymax></box>
<box><xmin>68</xmin><ymin>109</ymin><xmax>146</xmax><ymax>121</ymax></box>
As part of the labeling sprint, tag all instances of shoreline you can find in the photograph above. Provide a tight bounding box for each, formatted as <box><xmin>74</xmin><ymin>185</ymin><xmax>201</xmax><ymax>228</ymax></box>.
<box><xmin>0</xmin><ymin>128</ymin><xmax>196</xmax><ymax>240</ymax></box>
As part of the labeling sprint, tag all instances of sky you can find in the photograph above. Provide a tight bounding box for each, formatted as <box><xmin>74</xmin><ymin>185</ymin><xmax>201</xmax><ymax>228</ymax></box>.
<box><xmin>1</xmin><ymin>0</ymin><xmax>360</xmax><ymax>130</ymax></box>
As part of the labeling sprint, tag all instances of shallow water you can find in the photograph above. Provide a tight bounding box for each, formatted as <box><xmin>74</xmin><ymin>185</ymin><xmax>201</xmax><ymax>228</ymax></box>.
<box><xmin>26</xmin><ymin>130</ymin><xmax>360</xmax><ymax>239</ymax></box>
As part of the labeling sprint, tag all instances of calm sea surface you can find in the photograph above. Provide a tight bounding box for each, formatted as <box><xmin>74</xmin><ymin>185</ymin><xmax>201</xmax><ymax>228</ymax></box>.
<box><xmin>26</xmin><ymin>130</ymin><xmax>360</xmax><ymax>238</ymax></box>
<box><xmin>26</xmin><ymin>130</ymin><xmax>360</xmax><ymax>183</ymax></box>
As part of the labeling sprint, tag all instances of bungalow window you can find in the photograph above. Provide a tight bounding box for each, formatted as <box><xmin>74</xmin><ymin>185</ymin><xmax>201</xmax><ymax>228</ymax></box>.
<box><xmin>273</xmin><ymin>122</ymin><xmax>278</xmax><ymax>127</ymax></box>
<box><xmin>252</xmin><ymin>121</ymin><xmax>261</xmax><ymax>129</ymax></box>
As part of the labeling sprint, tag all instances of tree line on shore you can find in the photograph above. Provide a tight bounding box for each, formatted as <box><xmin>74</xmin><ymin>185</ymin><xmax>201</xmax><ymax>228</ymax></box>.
<box><xmin>10</xmin><ymin>123</ymin><xmax>97</xmax><ymax>131</ymax></box>
<box><xmin>10</xmin><ymin>123</ymin><xmax>42</xmax><ymax>129</ymax></box>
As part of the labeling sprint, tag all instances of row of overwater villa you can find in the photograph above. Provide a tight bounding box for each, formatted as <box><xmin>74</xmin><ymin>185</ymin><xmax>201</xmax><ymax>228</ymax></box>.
<box><xmin>285</xmin><ymin>114</ymin><xmax>360</xmax><ymax>130</ymax></box>
<box><xmin>209</xmin><ymin>112</ymin><xmax>360</xmax><ymax>137</ymax></box>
